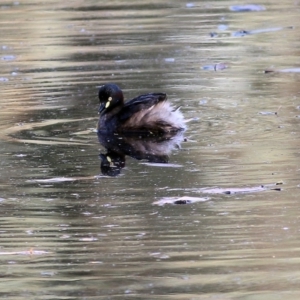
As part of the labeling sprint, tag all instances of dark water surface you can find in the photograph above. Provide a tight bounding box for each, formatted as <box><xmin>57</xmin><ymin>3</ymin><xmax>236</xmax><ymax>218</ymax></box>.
<box><xmin>1</xmin><ymin>1</ymin><xmax>300</xmax><ymax>299</ymax></box>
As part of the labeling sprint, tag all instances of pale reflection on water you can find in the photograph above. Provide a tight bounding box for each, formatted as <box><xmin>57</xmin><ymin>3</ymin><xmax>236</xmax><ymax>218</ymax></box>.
<box><xmin>1</xmin><ymin>0</ymin><xmax>300</xmax><ymax>299</ymax></box>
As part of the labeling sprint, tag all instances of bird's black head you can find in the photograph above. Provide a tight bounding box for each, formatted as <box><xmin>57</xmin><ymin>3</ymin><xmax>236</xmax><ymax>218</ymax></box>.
<box><xmin>98</xmin><ymin>84</ymin><xmax>124</xmax><ymax>115</ymax></box>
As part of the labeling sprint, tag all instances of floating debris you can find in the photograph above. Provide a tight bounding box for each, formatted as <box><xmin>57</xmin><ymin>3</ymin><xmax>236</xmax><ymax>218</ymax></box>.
<box><xmin>153</xmin><ymin>196</ymin><xmax>210</xmax><ymax>206</ymax></box>
<box><xmin>40</xmin><ymin>271</ymin><xmax>56</xmax><ymax>277</ymax></box>
<box><xmin>156</xmin><ymin>183</ymin><xmax>283</xmax><ymax>205</ymax></box>
<box><xmin>186</xmin><ymin>3</ymin><xmax>195</xmax><ymax>8</ymax></box>
<box><xmin>252</xmin><ymin>26</ymin><xmax>293</xmax><ymax>34</ymax></box>
<box><xmin>265</xmin><ymin>68</ymin><xmax>300</xmax><ymax>73</ymax></box>
<box><xmin>259</xmin><ymin>111</ymin><xmax>277</xmax><ymax>115</ymax></box>
<box><xmin>271</xmin><ymin>188</ymin><xmax>282</xmax><ymax>191</ymax></box>
<box><xmin>202</xmin><ymin>63</ymin><xmax>228</xmax><ymax>71</ymax></box>
<box><xmin>198</xmin><ymin>183</ymin><xmax>282</xmax><ymax>194</ymax></box>
<box><xmin>198</xmin><ymin>186</ymin><xmax>265</xmax><ymax>194</ymax></box>
<box><xmin>174</xmin><ymin>199</ymin><xmax>191</xmax><ymax>204</ymax></box>
<box><xmin>149</xmin><ymin>252</ymin><xmax>170</xmax><ymax>259</ymax></box>
<box><xmin>212</xmin><ymin>26</ymin><xmax>293</xmax><ymax>38</ymax></box>
<box><xmin>164</xmin><ymin>57</ymin><xmax>175</xmax><ymax>63</ymax></box>
<box><xmin>79</xmin><ymin>237</ymin><xmax>98</xmax><ymax>242</ymax></box>
<box><xmin>210</xmin><ymin>32</ymin><xmax>218</xmax><ymax>38</ymax></box>
<box><xmin>232</xmin><ymin>30</ymin><xmax>251</xmax><ymax>37</ymax></box>
<box><xmin>229</xmin><ymin>4</ymin><xmax>266</xmax><ymax>12</ymax></box>
<box><xmin>1</xmin><ymin>55</ymin><xmax>16</xmax><ymax>61</ymax></box>
<box><xmin>232</xmin><ymin>27</ymin><xmax>292</xmax><ymax>37</ymax></box>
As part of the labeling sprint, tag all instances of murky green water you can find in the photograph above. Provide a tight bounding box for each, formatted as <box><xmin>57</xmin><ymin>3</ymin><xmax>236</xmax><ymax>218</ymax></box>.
<box><xmin>1</xmin><ymin>1</ymin><xmax>300</xmax><ymax>299</ymax></box>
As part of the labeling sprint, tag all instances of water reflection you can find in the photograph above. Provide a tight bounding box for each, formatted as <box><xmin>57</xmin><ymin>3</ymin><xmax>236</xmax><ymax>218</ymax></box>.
<box><xmin>98</xmin><ymin>131</ymin><xmax>185</xmax><ymax>176</ymax></box>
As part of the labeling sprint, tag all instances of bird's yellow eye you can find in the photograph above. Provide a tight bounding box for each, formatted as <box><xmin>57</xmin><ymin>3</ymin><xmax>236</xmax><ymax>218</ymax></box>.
<box><xmin>106</xmin><ymin>156</ymin><xmax>114</xmax><ymax>167</ymax></box>
<box><xmin>105</xmin><ymin>96</ymin><xmax>112</xmax><ymax>108</ymax></box>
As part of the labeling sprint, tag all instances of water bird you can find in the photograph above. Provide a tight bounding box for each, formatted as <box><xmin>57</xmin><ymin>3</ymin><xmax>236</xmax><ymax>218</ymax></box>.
<box><xmin>97</xmin><ymin>84</ymin><xmax>186</xmax><ymax>136</ymax></box>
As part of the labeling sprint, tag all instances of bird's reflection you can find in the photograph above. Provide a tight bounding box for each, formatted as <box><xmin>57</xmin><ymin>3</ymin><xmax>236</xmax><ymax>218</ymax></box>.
<box><xmin>98</xmin><ymin>132</ymin><xmax>185</xmax><ymax>176</ymax></box>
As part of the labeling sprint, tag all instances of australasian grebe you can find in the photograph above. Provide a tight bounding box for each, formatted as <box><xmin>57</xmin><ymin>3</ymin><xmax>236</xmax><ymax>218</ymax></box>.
<box><xmin>97</xmin><ymin>83</ymin><xmax>186</xmax><ymax>136</ymax></box>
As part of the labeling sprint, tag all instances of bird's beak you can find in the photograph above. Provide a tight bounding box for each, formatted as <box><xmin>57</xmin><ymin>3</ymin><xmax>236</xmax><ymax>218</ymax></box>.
<box><xmin>98</xmin><ymin>102</ymin><xmax>106</xmax><ymax>114</ymax></box>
